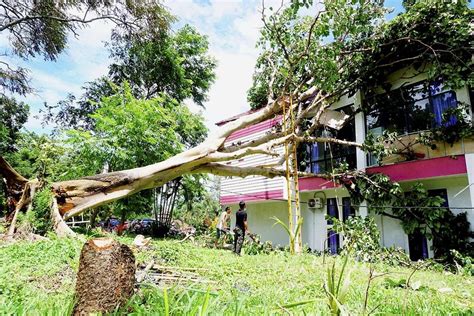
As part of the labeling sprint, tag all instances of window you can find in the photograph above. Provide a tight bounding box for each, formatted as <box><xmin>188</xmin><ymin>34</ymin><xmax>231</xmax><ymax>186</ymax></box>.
<box><xmin>366</xmin><ymin>80</ymin><xmax>458</xmax><ymax>136</ymax></box>
<box><xmin>342</xmin><ymin>197</ymin><xmax>356</xmax><ymax>221</ymax></box>
<box><xmin>299</xmin><ymin>106</ymin><xmax>356</xmax><ymax>174</ymax></box>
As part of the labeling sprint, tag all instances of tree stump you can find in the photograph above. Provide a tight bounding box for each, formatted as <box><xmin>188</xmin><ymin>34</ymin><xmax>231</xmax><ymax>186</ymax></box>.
<box><xmin>73</xmin><ymin>238</ymin><xmax>136</xmax><ymax>315</ymax></box>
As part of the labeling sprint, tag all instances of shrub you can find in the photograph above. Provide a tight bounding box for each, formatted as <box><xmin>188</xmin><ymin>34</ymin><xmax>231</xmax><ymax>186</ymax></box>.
<box><xmin>451</xmin><ymin>249</ymin><xmax>473</xmax><ymax>276</ymax></box>
<box><xmin>331</xmin><ymin>216</ymin><xmax>380</xmax><ymax>262</ymax></box>
<box><xmin>243</xmin><ymin>234</ymin><xmax>273</xmax><ymax>255</ymax></box>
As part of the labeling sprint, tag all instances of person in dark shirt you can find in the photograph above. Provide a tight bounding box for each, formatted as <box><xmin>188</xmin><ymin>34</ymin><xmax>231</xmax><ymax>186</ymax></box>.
<box><xmin>233</xmin><ymin>201</ymin><xmax>248</xmax><ymax>255</ymax></box>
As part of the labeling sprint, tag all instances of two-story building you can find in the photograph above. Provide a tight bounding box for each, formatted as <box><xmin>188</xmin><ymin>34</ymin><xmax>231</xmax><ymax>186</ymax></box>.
<box><xmin>217</xmin><ymin>66</ymin><xmax>473</xmax><ymax>260</ymax></box>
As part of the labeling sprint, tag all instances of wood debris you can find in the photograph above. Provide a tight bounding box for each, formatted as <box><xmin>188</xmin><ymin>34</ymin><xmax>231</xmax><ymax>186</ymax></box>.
<box><xmin>136</xmin><ymin>262</ymin><xmax>215</xmax><ymax>287</ymax></box>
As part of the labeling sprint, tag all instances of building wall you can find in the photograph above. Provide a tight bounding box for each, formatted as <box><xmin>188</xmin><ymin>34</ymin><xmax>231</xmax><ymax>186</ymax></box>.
<box><xmin>240</xmin><ymin>174</ymin><xmax>473</xmax><ymax>256</ymax></box>
<box><xmin>227</xmin><ymin>201</ymin><xmax>290</xmax><ymax>247</ymax></box>
<box><xmin>219</xmin><ymin>117</ymin><xmax>286</xmax><ymax>205</ymax></box>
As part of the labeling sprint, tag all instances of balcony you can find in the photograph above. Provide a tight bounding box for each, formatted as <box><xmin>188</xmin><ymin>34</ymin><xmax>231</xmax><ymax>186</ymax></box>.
<box><xmin>373</xmin><ymin>134</ymin><xmax>474</xmax><ymax>166</ymax></box>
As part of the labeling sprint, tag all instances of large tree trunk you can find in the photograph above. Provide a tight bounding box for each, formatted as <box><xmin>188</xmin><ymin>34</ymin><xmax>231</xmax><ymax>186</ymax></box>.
<box><xmin>51</xmin><ymin>98</ymin><xmax>287</xmax><ymax>219</ymax></box>
<box><xmin>73</xmin><ymin>238</ymin><xmax>136</xmax><ymax>315</ymax></box>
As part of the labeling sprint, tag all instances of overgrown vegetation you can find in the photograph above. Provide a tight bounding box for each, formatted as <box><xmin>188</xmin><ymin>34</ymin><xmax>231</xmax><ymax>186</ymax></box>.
<box><xmin>0</xmin><ymin>237</ymin><xmax>473</xmax><ymax>315</ymax></box>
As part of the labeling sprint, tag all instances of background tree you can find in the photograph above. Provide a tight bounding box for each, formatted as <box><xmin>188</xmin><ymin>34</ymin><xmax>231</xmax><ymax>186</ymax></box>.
<box><xmin>0</xmin><ymin>1</ymin><xmax>216</xmax><ymax>228</ymax></box>
<box><xmin>0</xmin><ymin>96</ymin><xmax>29</xmax><ymax>153</ymax></box>
<box><xmin>44</xmin><ymin>24</ymin><xmax>217</xmax><ymax>131</ymax></box>
<box><xmin>0</xmin><ymin>0</ymin><xmax>173</xmax><ymax>97</ymax></box>
<box><xmin>0</xmin><ymin>96</ymin><xmax>29</xmax><ymax>215</ymax></box>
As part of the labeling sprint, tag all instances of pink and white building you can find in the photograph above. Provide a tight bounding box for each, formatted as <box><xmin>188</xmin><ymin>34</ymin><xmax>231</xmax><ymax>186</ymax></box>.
<box><xmin>217</xmin><ymin>67</ymin><xmax>474</xmax><ymax>260</ymax></box>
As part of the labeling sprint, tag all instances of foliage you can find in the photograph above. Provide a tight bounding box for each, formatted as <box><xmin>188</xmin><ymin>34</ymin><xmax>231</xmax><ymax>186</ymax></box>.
<box><xmin>119</xmin><ymin>286</ymin><xmax>216</xmax><ymax>316</ymax></box>
<box><xmin>109</xmin><ymin>24</ymin><xmax>217</xmax><ymax>104</ymax></box>
<box><xmin>0</xmin><ymin>96</ymin><xmax>29</xmax><ymax>153</ymax></box>
<box><xmin>42</xmin><ymin>78</ymin><xmax>117</xmax><ymax>131</ymax></box>
<box><xmin>418</xmin><ymin>103</ymin><xmax>474</xmax><ymax>146</ymax></box>
<box><xmin>0</xmin><ymin>0</ymin><xmax>173</xmax><ymax>96</ymax></box>
<box><xmin>29</xmin><ymin>187</ymin><xmax>53</xmax><ymax>235</ymax></box>
<box><xmin>250</xmin><ymin>1</ymin><xmax>471</xmax><ymax>109</ymax></box>
<box><xmin>331</xmin><ymin>216</ymin><xmax>380</xmax><ymax>263</ymax></box>
<box><xmin>45</xmin><ymin>25</ymin><xmax>216</xmax><ymax>131</ymax></box>
<box><xmin>324</xmin><ymin>254</ymin><xmax>352</xmax><ymax>316</ymax></box>
<box><xmin>63</xmin><ymin>83</ymin><xmax>207</xmax><ymax>219</ymax></box>
<box><xmin>66</xmin><ymin>83</ymin><xmax>207</xmax><ymax>173</ymax></box>
<box><xmin>6</xmin><ymin>132</ymin><xmax>67</xmax><ymax>181</ymax></box>
<box><xmin>451</xmin><ymin>250</ymin><xmax>473</xmax><ymax>277</ymax></box>
<box><xmin>364</xmin><ymin>103</ymin><xmax>474</xmax><ymax>163</ymax></box>
<box><xmin>356</xmin><ymin>0</ymin><xmax>473</xmax><ymax>100</ymax></box>
<box><xmin>12</xmin><ymin>187</ymin><xmax>53</xmax><ymax>235</ymax></box>
<box><xmin>343</xmin><ymin>173</ymin><xmax>473</xmax><ymax>260</ymax></box>
<box><xmin>248</xmin><ymin>0</ymin><xmax>387</xmax><ymax>108</ymax></box>
<box><xmin>174</xmin><ymin>178</ymin><xmax>220</xmax><ymax>234</ymax></box>
<box><xmin>362</xmin><ymin>131</ymin><xmax>401</xmax><ymax>164</ymax></box>
<box><xmin>243</xmin><ymin>234</ymin><xmax>274</xmax><ymax>256</ymax></box>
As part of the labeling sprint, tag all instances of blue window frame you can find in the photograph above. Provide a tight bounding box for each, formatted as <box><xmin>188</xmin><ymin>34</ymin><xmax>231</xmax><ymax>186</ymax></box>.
<box><xmin>342</xmin><ymin>197</ymin><xmax>355</xmax><ymax>222</ymax></box>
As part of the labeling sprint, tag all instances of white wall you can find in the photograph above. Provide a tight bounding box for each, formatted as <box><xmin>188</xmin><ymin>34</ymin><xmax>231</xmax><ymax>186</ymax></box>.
<box><xmin>376</xmin><ymin>174</ymin><xmax>473</xmax><ymax>256</ymax></box>
<box><xmin>374</xmin><ymin>213</ymin><xmax>409</xmax><ymax>252</ymax></box>
<box><xmin>229</xmin><ymin>201</ymin><xmax>290</xmax><ymax>247</ymax></box>
<box><xmin>412</xmin><ymin>175</ymin><xmax>473</xmax><ymax>235</ymax></box>
<box><xmin>464</xmin><ymin>154</ymin><xmax>474</xmax><ymax>227</ymax></box>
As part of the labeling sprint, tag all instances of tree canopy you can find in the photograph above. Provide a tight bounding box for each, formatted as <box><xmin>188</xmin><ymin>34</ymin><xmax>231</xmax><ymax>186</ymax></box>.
<box><xmin>0</xmin><ymin>0</ymin><xmax>173</xmax><ymax>97</ymax></box>
<box><xmin>248</xmin><ymin>0</ymin><xmax>473</xmax><ymax>109</ymax></box>
<box><xmin>0</xmin><ymin>96</ymin><xmax>29</xmax><ymax>153</ymax></box>
<box><xmin>44</xmin><ymin>24</ymin><xmax>217</xmax><ymax>131</ymax></box>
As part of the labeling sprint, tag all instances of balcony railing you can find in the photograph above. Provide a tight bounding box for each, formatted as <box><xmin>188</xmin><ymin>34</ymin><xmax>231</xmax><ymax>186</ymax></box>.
<box><xmin>368</xmin><ymin>133</ymin><xmax>474</xmax><ymax>166</ymax></box>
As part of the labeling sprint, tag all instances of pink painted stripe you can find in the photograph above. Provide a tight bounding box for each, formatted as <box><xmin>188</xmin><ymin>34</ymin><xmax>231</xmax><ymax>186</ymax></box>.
<box><xmin>367</xmin><ymin>155</ymin><xmax>467</xmax><ymax>182</ymax></box>
<box><xmin>299</xmin><ymin>177</ymin><xmax>339</xmax><ymax>191</ymax></box>
<box><xmin>226</xmin><ymin>117</ymin><xmax>281</xmax><ymax>142</ymax></box>
<box><xmin>220</xmin><ymin>189</ymin><xmax>284</xmax><ymax>205</ymax></box>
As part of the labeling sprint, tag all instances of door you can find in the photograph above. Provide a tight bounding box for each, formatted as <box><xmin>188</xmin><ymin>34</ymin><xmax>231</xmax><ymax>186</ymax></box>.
<box><xmin>327</xmin><ymin>198</ymin><xmax>340</xmax><ymax>254</ymax></box>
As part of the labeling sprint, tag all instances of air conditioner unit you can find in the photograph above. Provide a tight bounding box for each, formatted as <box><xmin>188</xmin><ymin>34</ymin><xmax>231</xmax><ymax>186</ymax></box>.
<box><xmin>308</xmin><ymin>197</ymin><xmax>323</xmax><ymax>210</ymax></box>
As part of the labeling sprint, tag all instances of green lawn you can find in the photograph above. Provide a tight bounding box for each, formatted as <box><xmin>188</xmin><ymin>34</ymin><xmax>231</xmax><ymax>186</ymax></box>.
<box><xmin>0</xmin><ymin>236</ymin><xmax>473</xmax><ymax>315</ymax></box>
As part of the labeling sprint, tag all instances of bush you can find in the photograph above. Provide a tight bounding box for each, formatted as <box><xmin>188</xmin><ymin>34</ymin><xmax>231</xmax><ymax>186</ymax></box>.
<box><xmin>377</xmin><ymin>246</ymin><xmax>412</xmax><ymax>267</ymax></box>
<box><xmin>30</xmin><ymin>187</ymin><xmax>53</xmax><ymax>235</ymax></box>
<box><xmin>243</xmin><ymin>234</ymin><xmax>273</xmax><ymax>255</ymax></box>
<box><xmin>331</xmin><ymin>216</ymin><xmax>381</xmax><ymax>262</ymax></box>
<box><xmin>451</xmin><ymin>249</ymin><xmax>473</xmax><ymax>276</ymax></box>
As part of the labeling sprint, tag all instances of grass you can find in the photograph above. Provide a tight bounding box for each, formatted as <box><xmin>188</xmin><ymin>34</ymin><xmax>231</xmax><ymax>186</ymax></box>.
<box><xmin>0</xmin><ymin>235</ymin><xmax>473</xmax><ymax>315</ymax></box>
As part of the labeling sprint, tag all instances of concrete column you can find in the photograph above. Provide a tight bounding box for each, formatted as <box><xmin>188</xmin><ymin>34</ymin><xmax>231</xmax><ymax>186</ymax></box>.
<box><xmin>464</xmin><ymin>153</ymin><xmax>474</xmax><ymax>226</ymax></box>
<box><xmin>354</xmin><ymin>90</ymin><xmax>367</xmax><ymax>170</ymax></box>
<box><xmin>353</xmin><ymin>90</ymin><xmax>369</xmax><ymax>218</ymax></box>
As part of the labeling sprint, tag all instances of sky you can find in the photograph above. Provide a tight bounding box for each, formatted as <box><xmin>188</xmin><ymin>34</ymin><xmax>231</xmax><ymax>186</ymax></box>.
<box><xmin>2</xmin><ymin>0</ymin><xmax>405</xmax><ymax>135</ymax></box>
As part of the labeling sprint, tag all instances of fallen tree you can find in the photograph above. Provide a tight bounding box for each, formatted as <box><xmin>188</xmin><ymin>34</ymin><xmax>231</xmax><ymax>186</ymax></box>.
<box><xmin>0</xmin><ymin>1</ymin><xmax>471</xmax><ymax>243</ymax></box>
<box><xmin>0</xmin><ymin>90</ymin><xmax>355</xmax><ymax>236</ymax></box>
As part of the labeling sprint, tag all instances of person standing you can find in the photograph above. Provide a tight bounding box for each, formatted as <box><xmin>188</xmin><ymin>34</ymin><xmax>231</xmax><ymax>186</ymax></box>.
<box><xmin>215</xmin><ymin>206</ymin><xmax>231</xmax><ymax>247</ymax></box>
<box><xmin>233</xmin><ymin>201</ymin><xmax>248</xmax><ymax>255</ymax></box>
